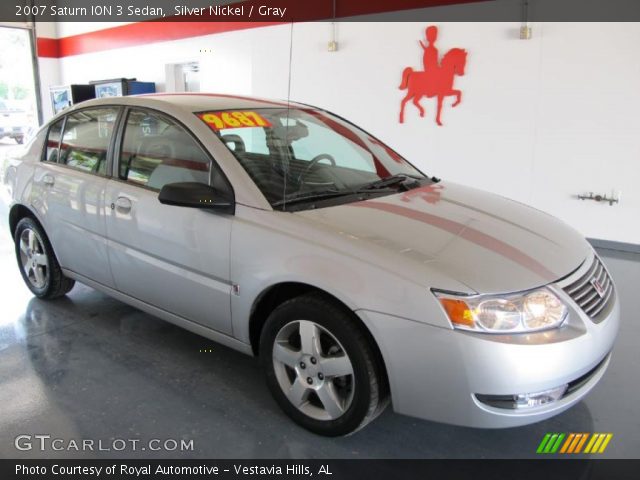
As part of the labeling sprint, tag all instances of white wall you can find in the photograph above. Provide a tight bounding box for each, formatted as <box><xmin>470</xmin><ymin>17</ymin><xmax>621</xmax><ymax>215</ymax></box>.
<box><xmin>35</xmin><ymin>23</ymin><xmax>61</xmax><ymax>120</ymax></box>
<box><xmin>45</xmin><ymin>22</ymin><xmax>640</xmax><ymax>244</ymax></box>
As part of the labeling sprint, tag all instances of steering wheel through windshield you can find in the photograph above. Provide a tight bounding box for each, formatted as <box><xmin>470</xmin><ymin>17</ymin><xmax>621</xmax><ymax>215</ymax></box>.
<box><xmin>298</xmin><ymin>153</ymin><xmax>336</xmax><ymax>184</ymax></box>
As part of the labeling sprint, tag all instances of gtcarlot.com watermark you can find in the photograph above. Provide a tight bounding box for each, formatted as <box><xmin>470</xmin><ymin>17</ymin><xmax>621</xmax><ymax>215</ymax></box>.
<box><xmin>15</xmin><ymin>434</ymin><xmax>194</xmax><ymax>452</ymax></box>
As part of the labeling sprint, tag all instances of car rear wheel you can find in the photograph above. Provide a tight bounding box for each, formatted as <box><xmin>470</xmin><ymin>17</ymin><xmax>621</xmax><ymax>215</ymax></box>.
<box><xmin>14</xmin><ymin>217</ymin><xmax>75</xmax><ymax>299</ymax></box>
<box><xmin>260</xmin><ymin>293</ymin><xmax>388</xmax><ymax>436</ymax></box>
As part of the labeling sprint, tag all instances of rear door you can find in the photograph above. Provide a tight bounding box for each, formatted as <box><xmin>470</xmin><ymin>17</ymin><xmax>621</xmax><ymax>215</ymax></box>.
<box><xmin>33</xmin><ymin>107</ymin><xmax>120</xmax><ymax>287</ymax></box>
<box><xmin>104</xmin><ymin>107</ymin><xmax>234</xmax><ymax>334</ymax></box>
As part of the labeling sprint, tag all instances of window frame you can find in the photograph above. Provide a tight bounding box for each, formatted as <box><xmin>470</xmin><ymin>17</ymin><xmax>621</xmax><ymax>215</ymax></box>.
<box><xmin>40</xmin><ymin>116</ymin><xmax>66</xmax><ymax>164</ymax></box>
<box><xmin>40</xmin><ymin>105</ymin><xmax>124</xmax><ymax>179</ymax></box>
<box><xmin>113</xmin><ymin>106</ymin><xmax>235</xmax><ymax>202</ymax></box>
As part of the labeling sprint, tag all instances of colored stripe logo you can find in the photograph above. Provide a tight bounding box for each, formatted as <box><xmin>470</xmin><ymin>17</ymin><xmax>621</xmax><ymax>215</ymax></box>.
<box><xmin>537</xmin><ymin>433</ymin><xmax>613</xmax><ymax>454</ymax></box>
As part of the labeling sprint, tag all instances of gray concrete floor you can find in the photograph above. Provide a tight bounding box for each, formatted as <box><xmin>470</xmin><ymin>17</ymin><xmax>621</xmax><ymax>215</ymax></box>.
<box><xmin>1</xmin><ymin>142</ymin><xmax>638</xmax><ymax>458</ymax></box>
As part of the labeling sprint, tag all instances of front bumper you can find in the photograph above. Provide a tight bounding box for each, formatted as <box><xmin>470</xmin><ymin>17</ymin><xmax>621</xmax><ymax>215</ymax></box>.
<box><xmin>357</xmin><ymin>279</ymin><xmax>619</xmax><ymax>428</ymax></box>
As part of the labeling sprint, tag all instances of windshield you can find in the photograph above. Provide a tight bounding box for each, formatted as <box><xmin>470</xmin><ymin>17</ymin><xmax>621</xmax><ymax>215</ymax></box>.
<box><xmin>198</xmin><ymin>107</ymin><xmax>432</xmax><ymax>211</ymax></box>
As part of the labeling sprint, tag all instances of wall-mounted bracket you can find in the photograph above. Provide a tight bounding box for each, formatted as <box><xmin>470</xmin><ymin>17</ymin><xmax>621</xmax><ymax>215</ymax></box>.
<box><xmin>577</xmin><ymin>191</ymin><xmax>620</xmax><ymax>206</ymax></box>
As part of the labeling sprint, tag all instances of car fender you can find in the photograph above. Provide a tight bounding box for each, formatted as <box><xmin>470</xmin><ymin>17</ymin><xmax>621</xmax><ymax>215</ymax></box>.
<box><xmin>229</xmin><ymin>205</ymin><xmax>470</xmax><ymax>344</ymax></box>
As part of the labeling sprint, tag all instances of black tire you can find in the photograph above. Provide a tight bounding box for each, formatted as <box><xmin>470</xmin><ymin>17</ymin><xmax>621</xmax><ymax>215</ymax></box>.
<box><xmin>15</xmin><ymin>136</ymin><xmax>24</xmax><ymax>145</ymax></box>
<box><xmin>14</xmin><ymin>217</ymin><xmax>75</xmax><ymax>299</ymax></box>
<box><xmin>260</xmin><ymin>293</ymin><xmax>388</xmax><ymax>436</ymax></box>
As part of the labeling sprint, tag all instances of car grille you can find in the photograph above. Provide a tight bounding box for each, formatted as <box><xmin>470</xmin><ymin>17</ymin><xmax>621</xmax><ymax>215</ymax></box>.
<box><xmin>563</xmin><ymin>257</ymin><xmax>614</xmax><ymax>322</ymax></box>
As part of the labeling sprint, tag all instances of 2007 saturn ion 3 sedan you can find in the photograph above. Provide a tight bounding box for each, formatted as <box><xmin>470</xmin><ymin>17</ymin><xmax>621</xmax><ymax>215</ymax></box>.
<box><xmin>4</xmin><ymin>94</ymin><xmax>618</xmax><ymax>436</ymax></box>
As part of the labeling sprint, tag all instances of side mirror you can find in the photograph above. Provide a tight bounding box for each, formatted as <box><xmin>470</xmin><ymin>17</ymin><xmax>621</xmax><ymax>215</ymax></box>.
<box><xmin>158</xmin><ymin>182</ymin><xmax>234</xmax><ymax>214</ymax></box>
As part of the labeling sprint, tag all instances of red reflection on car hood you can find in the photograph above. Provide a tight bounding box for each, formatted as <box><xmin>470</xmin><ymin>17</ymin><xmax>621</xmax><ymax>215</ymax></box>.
<box><xmin>295</xmin><ymin>181</ymin><xmax>590</xmax><ymax>294</ymax></box>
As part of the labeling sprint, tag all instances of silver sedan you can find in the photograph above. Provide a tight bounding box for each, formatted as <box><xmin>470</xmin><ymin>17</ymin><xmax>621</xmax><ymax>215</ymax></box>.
<box><xmin>4</xmin><ymin>94</ymin><xmax>618</xmax><ymax>436</ymax></box>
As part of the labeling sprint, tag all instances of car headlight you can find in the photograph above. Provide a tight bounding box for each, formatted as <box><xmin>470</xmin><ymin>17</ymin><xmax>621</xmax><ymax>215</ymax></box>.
<box><xmin>433</xmin><ymin>288</ymin><xmax>567</xmax><ymax>333</ymax></box>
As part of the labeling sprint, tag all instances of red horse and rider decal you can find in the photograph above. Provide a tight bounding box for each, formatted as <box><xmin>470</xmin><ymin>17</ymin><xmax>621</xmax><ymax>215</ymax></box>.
<box><xmin>399</xmin><ymin>26</ymin><xmax>467</xmax><ymax>126</ymax></box>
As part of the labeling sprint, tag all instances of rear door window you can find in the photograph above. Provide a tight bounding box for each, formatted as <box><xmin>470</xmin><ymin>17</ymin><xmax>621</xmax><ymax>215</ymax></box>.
<box><xmin>59</xmin><ymin>107</ymin><xmax>119</xmax><ymax>175</ymax></box>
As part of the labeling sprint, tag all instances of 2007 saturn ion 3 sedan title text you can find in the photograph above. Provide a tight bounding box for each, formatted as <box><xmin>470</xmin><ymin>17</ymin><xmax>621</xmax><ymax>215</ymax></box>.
<box><xmin>3</xmin><ymin>93</ymin><xmax>618</xmax><ymax>436</ymax></box>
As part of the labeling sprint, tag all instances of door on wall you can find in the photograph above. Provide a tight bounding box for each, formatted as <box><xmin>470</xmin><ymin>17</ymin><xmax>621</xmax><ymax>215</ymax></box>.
<box><xmin>165</xmin><ymin>62</ymin><xmax>200</xmax><ymax>93</ymax></box>
<box><xmin>182</xmin><ymin>62</ymin><xmax>200</xmax><ymax>92</ymax></box>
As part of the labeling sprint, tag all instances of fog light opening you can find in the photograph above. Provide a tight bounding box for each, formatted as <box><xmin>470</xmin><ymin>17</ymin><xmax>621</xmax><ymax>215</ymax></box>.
<box><xmin>514</xmin><ymin>385</ymin><xmax>568</xmax><ymax>408</ymax></box>
<box><xmin>476</xmin><ymin>384</ymin><xmax>568</xmax><ymax>410</ymax></box>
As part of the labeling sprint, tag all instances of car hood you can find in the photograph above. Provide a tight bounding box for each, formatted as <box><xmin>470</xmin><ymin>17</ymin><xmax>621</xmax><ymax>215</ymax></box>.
<box><xmin>294</xmin><ymin>181</ymin><xmax>591</xmax><ymax>294</ymax></box>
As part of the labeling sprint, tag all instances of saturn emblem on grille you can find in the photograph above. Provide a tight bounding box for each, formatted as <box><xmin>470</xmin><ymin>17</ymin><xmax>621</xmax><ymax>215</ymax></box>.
<box><xmin>591</xmin><ymin>278</ymin><xmax>606</xmax><ymax>298</ymax></box>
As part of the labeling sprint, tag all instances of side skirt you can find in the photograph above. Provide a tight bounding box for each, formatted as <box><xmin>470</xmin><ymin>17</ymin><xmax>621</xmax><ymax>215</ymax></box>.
<box><xmin>62</xmin><ymin>269</ymin><xmax>254</xmax><ymax>356</ymax></box>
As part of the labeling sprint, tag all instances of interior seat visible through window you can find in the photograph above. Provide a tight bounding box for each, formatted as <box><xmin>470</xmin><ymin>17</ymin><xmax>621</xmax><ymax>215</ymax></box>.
<box><xmin>119</xmin><ymin>109</ymin><xmax>214</xmax><ymax>191</ymax></box>
<box><xmin>56</xmin><ymin>108</ymin><xmax>119</xmax><ymax>175</ymax></box>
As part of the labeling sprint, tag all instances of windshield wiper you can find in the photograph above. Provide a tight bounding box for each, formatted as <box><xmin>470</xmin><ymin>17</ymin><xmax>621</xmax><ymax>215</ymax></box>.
<box><xmin>272</xmin><ymin>187</ymin><xmax>396</xmax><ymax>208</ymax></box>
<box><xmin>272</xmin><ymin>189</ymin><xmax>356</xmax><ymax>207</ymax></box>
<box><xmin>359</xmin><ymin>173</ymin><xmax>423</xmax><ymax>191</ymax></box>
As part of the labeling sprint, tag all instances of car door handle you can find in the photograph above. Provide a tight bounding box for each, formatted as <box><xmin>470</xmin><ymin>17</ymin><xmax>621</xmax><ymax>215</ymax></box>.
<box><xmin>113</xmin><ymin>196</ymin><xmax>133</xmax><ymax>213</ymax></box>
<box><xmin>42</xmin><ymin>174</ymin><xmax>55</xmax><ymax>186</ymax></box>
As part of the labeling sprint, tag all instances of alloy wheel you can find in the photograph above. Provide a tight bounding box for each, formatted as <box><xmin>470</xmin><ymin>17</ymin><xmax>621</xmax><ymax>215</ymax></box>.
<box><xmin>19</xmin><ymin>228</ymin><xmax>49</xmax><ymax>289</ymax></box>
<box><xmin>272</xmin><ymin>320</ymin><xmax>355</xmax><ymax>421</ymax></box>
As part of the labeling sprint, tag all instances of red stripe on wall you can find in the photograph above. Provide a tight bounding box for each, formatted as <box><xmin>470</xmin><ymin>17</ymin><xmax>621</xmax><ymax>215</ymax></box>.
<box><xmin>37</xmin><ymin>21</ymin><xmax>283</xmax><ymax>58</ymax></box>
<box><xmin>36</xmin><ymin>37</ymin><xmax>60</xmax><ymax>58</ymax></box>
<box><xmin>57</xmin><ymin>21</ymin><xmax>283</xmax><ymax>57</ymax></box>
<box><xmin>35</xmin><ymin>0</ymin><xmax>489</xmax><ymax>58</ymax></box>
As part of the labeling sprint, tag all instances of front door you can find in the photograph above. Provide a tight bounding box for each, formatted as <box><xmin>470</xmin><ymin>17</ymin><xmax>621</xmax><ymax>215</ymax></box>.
<box><xmin>104</xmin><ymin>108</ymin><xmax>234</xmax><ymax>334</ymax></box>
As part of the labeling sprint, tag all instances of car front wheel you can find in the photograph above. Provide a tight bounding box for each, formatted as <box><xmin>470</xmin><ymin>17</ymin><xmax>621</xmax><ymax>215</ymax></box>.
<box><xmin>260</xmin><ymin>293</ymin><xmax>388</xmax><ymax>436</ymax></box>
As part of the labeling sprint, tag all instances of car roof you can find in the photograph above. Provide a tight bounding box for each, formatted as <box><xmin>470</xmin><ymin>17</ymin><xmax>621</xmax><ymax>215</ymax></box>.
<box><xmin>75</xmin><ymin>93</ymin><xmax>309</xmax><ymax>113</ymax></box>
